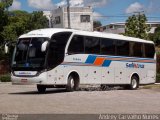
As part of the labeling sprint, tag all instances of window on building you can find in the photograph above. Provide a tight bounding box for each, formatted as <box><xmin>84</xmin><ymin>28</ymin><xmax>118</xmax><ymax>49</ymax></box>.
<box><xmin>101</xmin><ymin>38</ymin><xmax>116</xmax><ymax>55</ymax></box>
<box><xmin>81</xmin><ymin>15</ymin><xmax>90</xmax><ymax>22</ymax></box>
<box><xmin>68</xmin><ymin>35</ymin><xmax>84</xmax><ymax>54</ymax></box>
<box><xmin>144</xmin><ymin>43</ymin><xmax>155</xmax><ymax>58</ymax></box>
<box><xmin>55</xmin><ymin>16</ymin><xmax>61</xmax><ymax>24</ymax></box>
<box><xmin>85</xmin><ymin>36</ymin><xmax>100</xmax><ymax>54</ymax></box>
<box><xmin>116</xmin><ymin>40</ymin><xmax>129</xmax><ymax>56</ymax></box>
<box><xmin>109</xmin><ymin>25</ymin><xmax>114</xmax><ymax>29</ymax></box>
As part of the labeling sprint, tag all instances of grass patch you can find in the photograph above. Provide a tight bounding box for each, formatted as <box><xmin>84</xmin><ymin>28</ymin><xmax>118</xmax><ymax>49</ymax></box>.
<box><xmin>0</xmin><ymin>74</ymin><xmax>11</xmax><ymax>82</ymax></box>
<box><xmin>142</xmin><ymin>84</ymin><xmax>160</xmax><ymax>89</ymax></box>
<box><xmin>156</xmin><ymin>74</ymin><xmax>160</xmax><ymax>83</ymax></box>
<box><xmin>156</xmin><ymin>50</ymin><xmax>160</xmax><ymax>55</ymax></box>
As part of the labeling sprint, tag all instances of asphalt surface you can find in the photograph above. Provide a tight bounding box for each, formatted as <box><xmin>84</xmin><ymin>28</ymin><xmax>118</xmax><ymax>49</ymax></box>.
<box><xmin>0</xmin><ymin>82</ymin><xmax>160</xmax><ymax>114</ymax></box>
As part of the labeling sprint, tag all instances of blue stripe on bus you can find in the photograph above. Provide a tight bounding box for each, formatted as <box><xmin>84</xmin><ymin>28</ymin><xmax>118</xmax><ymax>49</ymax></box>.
<box><xmin>102</xmin><ymin>60</ymin><xmax>112</xmax><ymax>67</ymax></box>
<box><xmin>85</xmin><ymin>55</ymin><xmax>97</xmax><ymax>64</ymax></box>
<box><xmin>62</xmin><ymin>55</ymin><xmax>155</xmax><ymax>67</ymax></box>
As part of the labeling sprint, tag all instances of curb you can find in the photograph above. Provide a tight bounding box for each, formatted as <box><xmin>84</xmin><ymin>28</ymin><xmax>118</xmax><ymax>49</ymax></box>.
<box><xmin>0</xmin><ymin>82</ymin><xmax>11</xmax><ymax>84</ymax></box>
<box><xmin>155</xmin><ymin>83</ymin><xmax>160</xmax><ymax>85</ymax></box>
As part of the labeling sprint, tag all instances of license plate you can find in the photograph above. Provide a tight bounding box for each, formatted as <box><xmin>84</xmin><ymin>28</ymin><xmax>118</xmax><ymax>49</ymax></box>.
<box><xmin>21</xmin><ymin>79</ymin><xmax>28</xmax><ymax>83</ymax></box>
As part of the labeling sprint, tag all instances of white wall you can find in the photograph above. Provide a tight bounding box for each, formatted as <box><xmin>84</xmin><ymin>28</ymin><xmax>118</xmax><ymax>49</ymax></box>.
<box><xmin>43</xmin><ymin>11</ymin><xmax>52</xmax><ymax>28</ymax></box>
<box><xmin>51</xmin><ymin>7</ymin><xmax>93</xmax><ymax>31</ymax></box>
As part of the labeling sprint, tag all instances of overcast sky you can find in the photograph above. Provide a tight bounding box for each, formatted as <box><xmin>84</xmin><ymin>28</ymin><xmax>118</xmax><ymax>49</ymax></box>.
<box><xmin>9</xmin><ymin>0</ymin><xmax>160</xmax><ymax>25</ymax></box>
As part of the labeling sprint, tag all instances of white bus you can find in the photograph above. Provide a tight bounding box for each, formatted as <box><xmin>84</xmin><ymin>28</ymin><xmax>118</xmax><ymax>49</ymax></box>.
<box><xmin>11</xmin><ymin>28</ymin><xmax>156</xmax><ymax>93</ymax></box>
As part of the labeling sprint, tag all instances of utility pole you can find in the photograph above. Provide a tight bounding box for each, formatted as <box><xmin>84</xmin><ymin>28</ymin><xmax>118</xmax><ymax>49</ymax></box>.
<box><xmin>67</xmin><ymin>0</ymin><xmax>71</xmax><ymax>29</ymax></box>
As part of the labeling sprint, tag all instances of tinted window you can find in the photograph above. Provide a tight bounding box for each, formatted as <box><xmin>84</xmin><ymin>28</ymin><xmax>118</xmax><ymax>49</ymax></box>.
<box><xmin>47</xmin><ymin>32</ymin><xmax>72</xmax><ymax>69</ymax></box>
<box><xmin>85</xmin><ymin>36</ymin><xmax>100</xmax><ymax>54</ymax></box>
<box><xmin>101</xmin><ymin>38</ymin><xmax>115</xmax><ymax>55</ymax></box>
<box><xmin>68</xmin><ymin>35</ymin><xmax>84</xmax><ymax>54</ymax></box>
<box><xmin>15</xmin><ymin>38</ymin><xmax>30</xmax><ymax>63</ymax></box>
<box><xmin>130</xmin><ymin>42</ymin><xmax>143</xmax><ymax>57</ymax></box>
<box><xmin>116</xmin><ymin>40</ymin><xmax>129</xmax><ymax>56</ymax></box>
<box><xmin>13</xmin><ymin>38</ymin><xmax>48</xmax><ymax>69</ymax></box>
<box><xmin>144</xmin><ymin>43</ymin><xmax>155</xmax><ymax>58</ymax></box>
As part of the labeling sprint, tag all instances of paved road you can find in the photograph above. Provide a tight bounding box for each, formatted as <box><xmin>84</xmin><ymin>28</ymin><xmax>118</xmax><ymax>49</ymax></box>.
<box><xmin>0</xmin><ymin>83</ymin><xmax>160</xmax><ymax>114</ymax></box>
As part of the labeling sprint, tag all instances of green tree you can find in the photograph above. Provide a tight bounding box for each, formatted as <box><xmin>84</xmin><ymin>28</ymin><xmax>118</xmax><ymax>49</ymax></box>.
<box><xmin>2</xmin><ymin>10</ymin><xmax>48</xmax><ymax>42</ymax></box>
<box><xmin>2</xmin><ymin>10</ymin><xmax>31</xmax><ymax>42</ymax></box>
<box><xmin>0</xmin><ymin>0</ymin><xmax>13</xmax><ymax>32</ymax></box>
<box><xmin>0</xmin><ymin>10</ymin><xmax>48</xmax><ymax>61</ymax></box>
<box><xmin>0</xmin><ymin>0</ymin><xmax>13</xmax><ymax>60</ymax></box>
<box><xmin>125</xmin><ymin>14</ymin><xmax>150</xmax><ymax>39</ymax></box>
<box><xmin>1</xmin><ymin>0</ymin><xmax>13</xmax><ymax>9</ymax></box>
<box><xmin>93</xmin><ymin>21</ymin><xmax>102</xmax><ymax>28</ymax></box>
<box><xmin>28</xmin><ymin>11</ymin><xmax>48</xmax><ymax>30</ymax></box>
<box><xmin>153</xmin><ymin>26</ymin><xmax>160</xmax><ymax>46</ymax></box>
<box><xmin>0</xmin><ymin>7</ymin><xmax>8</xmax><ymax>43</ymax></box>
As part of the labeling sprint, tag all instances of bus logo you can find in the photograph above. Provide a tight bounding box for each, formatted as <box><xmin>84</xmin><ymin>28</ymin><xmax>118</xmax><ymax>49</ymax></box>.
<box><xmin>126</xmin><ymin>63</ymin><xmax>144</xmax><ymax>68</ymax></box>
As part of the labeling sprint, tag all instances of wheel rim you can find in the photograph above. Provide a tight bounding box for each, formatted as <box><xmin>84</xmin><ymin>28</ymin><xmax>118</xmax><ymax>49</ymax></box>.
<box><xmin>132</xmin><ymin>79</ymin><xmax>137</xmax><ymax>88</ymax></box>
<box><xmin>70</xmin><ymin>78</ymin><xmax>74</xmax><ymax>89</ymax></box>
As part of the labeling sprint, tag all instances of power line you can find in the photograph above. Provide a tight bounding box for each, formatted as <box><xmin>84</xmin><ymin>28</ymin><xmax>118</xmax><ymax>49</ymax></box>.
<box><xmin>93</xmin><ymin>15</ymin><xmax>160</xmax><ymax>19</ymax></box>
<box><xmin>93</xmin><ymin>15</ymin><xmax>129</xmax><ymax>18</ymax></box>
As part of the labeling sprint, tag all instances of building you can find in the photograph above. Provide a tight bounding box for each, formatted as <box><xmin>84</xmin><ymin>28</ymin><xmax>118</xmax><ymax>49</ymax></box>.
<box><xmin>43</xmin><ymin>11</ymin><xmax>52</xmax><ymax>28</ymax></box>
<box><xmin>95</xmin><ymin>21</ymin><xmax>160</xmax><ymax>34</ymax></box>
<box><xmin>50</xmin><ymin>7</ymin><xmax>93</xmax><ymax>31</ymax></box>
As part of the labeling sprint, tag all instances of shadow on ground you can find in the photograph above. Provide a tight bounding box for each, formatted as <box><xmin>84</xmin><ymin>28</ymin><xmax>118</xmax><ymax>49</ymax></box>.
<box><xmin>9</xmin><ymin>88</ymin><xmax>67</xmax><ymax>95</ymax></box>
<box><xmin>8</xmin><ymin>86</ymin><xmax>130</xmax><ymax>95</ymax></box>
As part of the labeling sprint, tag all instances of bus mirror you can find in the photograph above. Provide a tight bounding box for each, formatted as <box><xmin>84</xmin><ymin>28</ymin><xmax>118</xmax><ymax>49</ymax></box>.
<box><xmin>41</xmin><ymin>41</ymin><xmax>48</xmax><ymax>52</ymax></box>
<box><xmin>5</xmin><ymin>43</ymin><xmax>9</xmax><ymax>54</ymax></box>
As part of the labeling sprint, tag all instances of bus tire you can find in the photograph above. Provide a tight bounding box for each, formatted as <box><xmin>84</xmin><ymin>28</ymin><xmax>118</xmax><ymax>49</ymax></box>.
<box><xmin>66</xmin><ymin>74</ymin><xmax>79</xmax><ymax>92</ymax></box>
<box><xmin>130</xmin><ymin>76</ymin><xmax>139</xmax><ymax>90</ymax></box>
<box><xmin>37</xmin><ymin>85</ymin><xmax>46</xmax><ymax>93</ymax></box>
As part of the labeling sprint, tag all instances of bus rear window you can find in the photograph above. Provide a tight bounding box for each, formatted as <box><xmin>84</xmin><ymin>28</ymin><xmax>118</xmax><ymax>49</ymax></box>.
<box><xmin>144</xmin><ymin>43</ymin><xmax>155</xmax><ymax>58</ymax></box>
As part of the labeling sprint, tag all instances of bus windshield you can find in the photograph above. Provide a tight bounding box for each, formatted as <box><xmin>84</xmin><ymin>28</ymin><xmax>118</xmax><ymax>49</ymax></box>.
<box><xmin>12</xmin><ymin>37</ymin><xmax>49</xmax><ymax>70</ymax></box>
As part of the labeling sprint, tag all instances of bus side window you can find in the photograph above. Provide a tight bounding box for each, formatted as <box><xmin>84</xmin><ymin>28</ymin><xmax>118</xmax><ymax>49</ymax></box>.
<box><xmin>130</xmin><ymin>42</ymin><xmax>143</xmax><ymax>57</ymax></box>
<box><xmin>101</xmin><ymin>38</ymin><xmax>116</xmax><ymax>55</ymax></box>
<box><xmin>116</xmin><ymin>40</ymin><xmax>129</xmax><ymax>56</ymax></box>
<box><xmin>144</xmin><ymin>43</ymin><xmax>155</xmax><ymax>58</ymax></box>
<box><xmin>85</xmin><ymin>36</ymin><xmax>100</xmax><ymax>54</ymax></box>
<box><xmin>68</xmin><ymin>35</ymin><xmax>84</xmax><ymax>54</ymax></box>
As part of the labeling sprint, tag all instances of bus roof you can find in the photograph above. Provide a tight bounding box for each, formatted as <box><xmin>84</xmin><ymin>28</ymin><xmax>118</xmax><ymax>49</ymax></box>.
<box><xmin>19</xmin><ymin>28</ymin><xmax>154</xmax><ymax>44</ymax></box>
<box><xmin>19</xmin><ymin>28</ymin><xmax>78</xmax><ymax>38</ymax></box>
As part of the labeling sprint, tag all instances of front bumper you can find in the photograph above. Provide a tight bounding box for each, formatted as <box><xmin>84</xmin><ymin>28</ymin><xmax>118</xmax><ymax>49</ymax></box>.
<box><xmin>11</xmin><ymin>72</ymin><xmax>47</xmax><ymax>85</ymax></box>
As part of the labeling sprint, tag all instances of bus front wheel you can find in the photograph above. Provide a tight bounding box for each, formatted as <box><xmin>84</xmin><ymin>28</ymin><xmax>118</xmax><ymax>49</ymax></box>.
<box><xmin>37</xmin><ymin>85</ymin><xmax>46</xmax><ymax>93</ymax></box>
